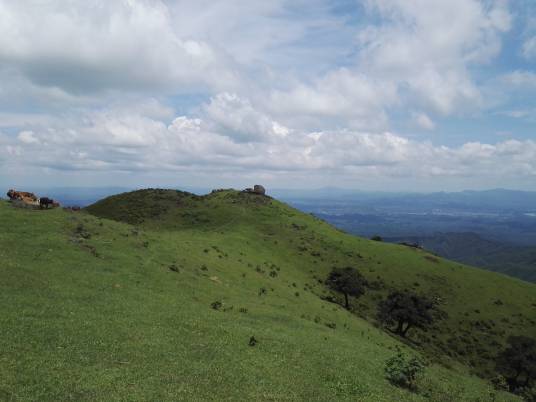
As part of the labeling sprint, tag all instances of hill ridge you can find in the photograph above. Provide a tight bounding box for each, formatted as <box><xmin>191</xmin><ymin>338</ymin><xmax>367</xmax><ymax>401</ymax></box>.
<box><xmin>1</xmin><ymin>190</ymin><xmax>534</xmax><ymax>401</ymax></box>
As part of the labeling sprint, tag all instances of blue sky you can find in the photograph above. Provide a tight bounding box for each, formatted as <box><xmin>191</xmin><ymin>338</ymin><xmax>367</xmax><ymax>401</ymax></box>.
<box><xmin>0</xmin><ymin>0</ymin><xmax>535</xmax><ymax>191</ymax></box>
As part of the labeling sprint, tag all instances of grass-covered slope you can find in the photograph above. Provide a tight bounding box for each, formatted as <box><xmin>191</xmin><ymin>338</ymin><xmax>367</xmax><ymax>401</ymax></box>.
<box><xmin>1</xmin><ymin>189</ymin><xmax>534</xmax><ymax>401</ymax></box>
<box><xmin>385</xmin><ymin>233</ymin><xmax>536</xmax><ymax>283</ymax></box>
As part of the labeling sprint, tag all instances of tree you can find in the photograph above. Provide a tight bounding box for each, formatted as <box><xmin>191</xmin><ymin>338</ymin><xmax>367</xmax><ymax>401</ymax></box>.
<box><xmin>325</xmin><ymin>267</ymin><xmax>367</xmax><ymax>309</ymax></box>
<box><xmin>496</xmin><ymin>336</ymin><xmax>536</xmax><ymax>392</ymax></box>
<box><xmin>377</xmin><ymin>291</ymin><xmax>436</xmax><ymax>337</ymax></box>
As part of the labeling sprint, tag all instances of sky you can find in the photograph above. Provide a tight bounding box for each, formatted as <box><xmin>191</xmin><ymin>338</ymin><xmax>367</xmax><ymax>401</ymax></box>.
<box><xmin>0</xmin><ymin>0</ymin><xmax>535</xmax><ymax>192</ymax></box>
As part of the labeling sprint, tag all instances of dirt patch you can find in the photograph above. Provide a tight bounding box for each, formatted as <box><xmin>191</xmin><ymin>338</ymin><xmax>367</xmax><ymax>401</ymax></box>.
<box><xmin>424</xmin><ymin>255</ymin><xmax>440</xmax><ymax>263</ymax></box>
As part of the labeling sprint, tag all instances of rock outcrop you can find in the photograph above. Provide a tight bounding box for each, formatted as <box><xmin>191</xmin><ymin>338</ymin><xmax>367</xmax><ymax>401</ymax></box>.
<box><xmin>243</xmin><ymin>185</ymin><xmax>266</xmax><ymax>195</ymax></box>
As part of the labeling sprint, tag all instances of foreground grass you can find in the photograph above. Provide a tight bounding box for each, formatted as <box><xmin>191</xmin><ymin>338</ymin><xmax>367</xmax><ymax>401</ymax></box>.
<box><xmin>0</xmin><ymin>192</ymin><xmax>529</xmax><ymax>401</ymax></box>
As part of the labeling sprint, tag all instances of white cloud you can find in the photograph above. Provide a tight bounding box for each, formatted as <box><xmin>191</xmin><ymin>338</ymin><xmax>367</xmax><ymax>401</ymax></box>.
<box><xmin>204</xmin><ymin>93</ymin><xmax>290</xmax><ymax>143</ymax></box>
<box><xmin>357</xmin><ymin>0</ymin><xmax>510</xmax><ymax>114</ymax></box>
<box><xmin>17</xmin><ymin>130</ymin><xmax>39</xmax><ymax>144</ymax></box>
<box><xmin>0</xmin><ymin>1</ymin><xmax>238</xmax><ymax>94</ymax></box>
<box><xmin>0</xmin><ymin>0</ymin><xmax>531</xmax><ymax>190</ymax></box>
<box><xmin>2</xmin><ymin>99</ymin><xmax>535</xmax><ymax>186</ymax></box>
<box><xmin>523</xmin><ymin>36</ymin><xmax>536</xmax><ymax>60</ymax></box>
<box><xmin>413</xmin><ymin>112</ymin><xmax>436</xmax><ymax>130</ymax></box>
<box><xmin>501</xmin><ymin>109</ymin><xmax>535</xmax><ymax>119</ymax></box>
<box><xmin>501</xmin><ymin>70</ymin><xmax>536</xmax><ymax>88</ymax></box>
<box><xmin>267</xmin><ymin>68</ymin><xmax>397</xmax><ymax>130</ymax></box>
<box><xmin>260</xmin><ymin>0</ymin><xmax>512</xmax><ymax>129</ymax></box>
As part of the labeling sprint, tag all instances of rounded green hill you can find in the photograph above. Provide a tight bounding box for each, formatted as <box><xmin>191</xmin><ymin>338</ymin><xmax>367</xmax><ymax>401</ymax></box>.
<box><xmin>0</xmin><ymin>189</ymin><xmax>533</xmax><ymax>401</ymax></box>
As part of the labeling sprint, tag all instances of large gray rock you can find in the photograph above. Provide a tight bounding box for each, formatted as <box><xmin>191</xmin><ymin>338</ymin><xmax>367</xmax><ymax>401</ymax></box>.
<box><xmin>253</xmin><ymin>185</ymin><xmax>266</xmax><ymax>195</ymax></box>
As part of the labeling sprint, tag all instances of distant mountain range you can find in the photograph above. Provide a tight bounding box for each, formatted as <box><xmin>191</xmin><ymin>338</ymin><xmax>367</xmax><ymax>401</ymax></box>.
<box><xmin>279</xmin><ymin>188</ymin><xmax>536</xmax><ymax>214</ymax></box>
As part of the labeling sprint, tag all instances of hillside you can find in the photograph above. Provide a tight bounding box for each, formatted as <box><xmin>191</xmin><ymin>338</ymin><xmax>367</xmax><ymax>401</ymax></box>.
<box><xmin>1</xmin><ymin>189</ymin><xmax>535</xmax><ymax>401</ymax></box>
<box><xmin>385</xmin><ymin>233</ymin><xmax>536</xmax><ymax>283</ymax></box>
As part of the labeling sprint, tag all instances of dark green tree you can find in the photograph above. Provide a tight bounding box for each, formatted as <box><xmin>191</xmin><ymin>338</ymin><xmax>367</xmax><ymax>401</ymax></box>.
<box><xmin>496</xmin><ymin>336</ymin><xmax>536</xmax><ymax>392</ymax></box>
<box><xmin>325</xmin><ymin>267</ymin><xmax>367</xmax><ymax>309</ymax></box>
<box><xmin>377</xmin><ymin>291</ymin><xmax>436</xmax><ymax>337</ymax></box>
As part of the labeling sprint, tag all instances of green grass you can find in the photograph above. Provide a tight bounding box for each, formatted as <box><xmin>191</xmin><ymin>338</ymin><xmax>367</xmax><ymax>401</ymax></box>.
<box><xmin>1</xmin><ymin>189</ymin><xmax>533</xmax><ymax>401</ymax></box>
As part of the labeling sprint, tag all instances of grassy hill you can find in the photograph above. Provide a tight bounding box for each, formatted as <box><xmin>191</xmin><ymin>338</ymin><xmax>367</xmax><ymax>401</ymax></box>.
<box><xmin>1</xmin><ymin>189</ymin><xmax>535</xmax><ymax>401</ymax></box>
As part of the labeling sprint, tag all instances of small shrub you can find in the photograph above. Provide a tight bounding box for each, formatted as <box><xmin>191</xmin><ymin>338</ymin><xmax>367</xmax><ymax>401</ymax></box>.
<box><xmin>490</xmin><ymin>375</ymin><xmax>508</xmax><ymax>391</ymax></box>
<box><xmin>249</xmin><ymin>336</ymin><xmax>258</xmax><ymax>346</ymax></box>
<box><xmin>519</xmin><ymin>386</ymin><xmax>536</xmax><ymax>402</ymax></box>
<box><xmin>75</xmin><ymin>223</ymin><xmax>91</xmax><ymax>239</ymax></box>
<box><xmin>371</xmin><ymin>235</ymin><xmax>383</xmax><ymax>241</ymax></box>
<box><xmin>210</xmin><ymin>301</ymin><xmax>223</xmax><ymax>310</ymax></box>
<box><xmin>496</xmin><ymin>335</ymin><xmax>536</xmax><ymax>392</ymax></box>
<box><xmin>384</xmin><ymin>350</ymin><xmax>426</xmax><ymax>391</ymax></box>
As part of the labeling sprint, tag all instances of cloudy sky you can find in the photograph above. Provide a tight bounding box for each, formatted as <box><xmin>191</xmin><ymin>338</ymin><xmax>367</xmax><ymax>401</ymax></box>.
<box><xmin>1</xmin><ymin>0</ymin><xmax>535</xmax><ymax>191</ymax></box>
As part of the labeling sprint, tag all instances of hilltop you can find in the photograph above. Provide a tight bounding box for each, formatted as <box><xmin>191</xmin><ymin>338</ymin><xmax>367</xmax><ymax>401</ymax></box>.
<box><xmin>1</xmin><ymin>188</ymin><xmax>535</xmax><ymax>401</ymax></box>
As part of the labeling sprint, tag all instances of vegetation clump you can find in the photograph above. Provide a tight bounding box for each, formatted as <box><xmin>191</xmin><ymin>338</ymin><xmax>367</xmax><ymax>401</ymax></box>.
<box><xmin>74</xmin><ymin>223</ymin><xmax>91</xmax><ymax>239</ymax></box>
<box><xmin>496</xmin><ymin>335</ymin><xmax>536</xmax><ymax>393</ymax></box>
<box><xmin>249</xmin><ymin>336</ymin><xmax>258</xmax><ymax>346</ymax></box>
<box><xmin>384</xmin><ymin>350</ymin><xmax>426</xmax><ymax>391</ymax></box>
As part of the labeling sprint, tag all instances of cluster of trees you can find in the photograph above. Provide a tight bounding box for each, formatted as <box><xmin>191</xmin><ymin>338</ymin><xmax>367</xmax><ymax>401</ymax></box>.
<box><xmin>325</xmin><ymin>266</ymin><xmax>536</xmax><ymax>396</ymax></box>
<box><xmin>326</xmin><ymin>267</ymin><xmax>438</xmax><ymax>338</ymax></box>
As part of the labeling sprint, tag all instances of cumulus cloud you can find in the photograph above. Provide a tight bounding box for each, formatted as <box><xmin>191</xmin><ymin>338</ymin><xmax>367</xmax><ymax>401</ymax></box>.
<box><xmin>204</xmin><ymin>93</ymin><xmax>290</xmax><ymax>143</ymax></box>
<box><xmin>262</xmin><ymin>0</ymin><xmax>512</xmax><ymax>128</ymax></box>
<box><xmin>17</xmin><ymin>130</ymin><xmax>39</xmax><ymax>144</ymax></box>
<box><xmin>356</xmin><ymin>0</ymin><xmax>511</xmax><ymax>115</ymax></box>
<box><xmin>2</xmin><ymin>96</ymin><xmax>535</xmax><ymax>187</ymax></box>
<box><xmin>0</xmin><ymin>0</ymin><xmax>531</xmax><ymax>189</ymax></box>
<box><xmin>501</xmin><ymin>109</ymin><xmax>535</xmax><ymax>119</ymax></box>
<box><xmin>523</xmin><ymin>36</ymin><xmax>536</xmax><ymax>60</ymax></box>
<box><xmin>501</xmin><ymin>70</ymin><xmax>536</xmax><ymax>88</ymax></box>
<box><xmin>413</xmin><ymin>113</ymin><xmax>436</xmax><ymax>130</ymax></box>
<box><xmin>268</xmin><ymin>69</ymin><xmax>396</xmax><ymax>130</ymax></box>
<box><xmin>0</xmin><ymin>1</ymin><xmax>238</xmax><ymax>94</ymax></box>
